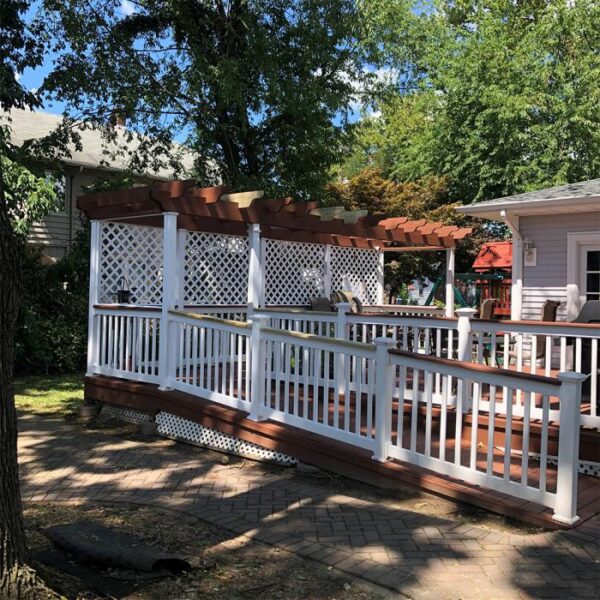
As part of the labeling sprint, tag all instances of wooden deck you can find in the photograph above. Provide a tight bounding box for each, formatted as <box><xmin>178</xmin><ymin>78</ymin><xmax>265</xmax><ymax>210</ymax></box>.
<box><xmin>84</xmin><ymin>374</ymin><xmax>600</xmax><ymax>530</ymax></box>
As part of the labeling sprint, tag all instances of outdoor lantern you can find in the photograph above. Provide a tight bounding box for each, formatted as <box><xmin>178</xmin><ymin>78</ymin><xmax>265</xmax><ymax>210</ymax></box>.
<box><xmin>523</xmin><ymin>239</ymin><xmax>537</xmax><ymax>267</ymax></box>
<box><xmin>115</xmin><ymin>276</ymin><xmax>132</xmax><ymax>304</ymax></box>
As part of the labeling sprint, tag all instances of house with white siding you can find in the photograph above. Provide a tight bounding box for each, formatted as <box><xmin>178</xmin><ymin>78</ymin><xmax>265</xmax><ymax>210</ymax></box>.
<box><xmin>2</xmin><ymin>109</ymin><xmax>195</xmax><ymax>262</ymax></box>
<box><xmin>458</xmin><ymin>179</ymin><xmax>600</xmax><ymax>322</ymax></box>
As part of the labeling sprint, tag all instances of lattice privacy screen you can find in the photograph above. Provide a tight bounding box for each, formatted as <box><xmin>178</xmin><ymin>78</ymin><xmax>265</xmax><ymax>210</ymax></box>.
<box><xmin>184</xmin><ymin>232</ymin><xmax>248</xmax><ymax>305</ymax></box>
<box><xmin>331</xmin><ymin>246</ymin><xmax>379</xmax><ymax>305</ymax></box>
<box><xmin>99</xmin><ymin>222</ymin><xmax>164</xmax><ymax>305</ymax></box>
<box><xmin>264</xmin><ymin>240</ymin><xmax>326</xmax><ymax>306</ymax></box>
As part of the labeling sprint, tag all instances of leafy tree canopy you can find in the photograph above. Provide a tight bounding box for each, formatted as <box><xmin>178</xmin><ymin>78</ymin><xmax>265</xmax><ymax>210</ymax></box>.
<box><xmin>325</xmin><ymin>168</ymin><xmax>507</xmax><ymax>295</ymax></box>
<box><xmin>40</xmin><ymin>0</ymin><xmax>371</xmax><ymax>197</ymax></box>
<box><xmin>351</xmin><ymin>0</ymin><xmax>600</xmax><ymax>202</ymax></box>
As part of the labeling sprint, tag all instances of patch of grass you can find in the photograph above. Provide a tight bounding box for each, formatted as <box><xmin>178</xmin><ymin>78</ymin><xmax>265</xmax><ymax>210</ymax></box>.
<box><xmin>14</xmin><ymin>374</ymin><xmax>84</xmax><ymax>417</ymax></box>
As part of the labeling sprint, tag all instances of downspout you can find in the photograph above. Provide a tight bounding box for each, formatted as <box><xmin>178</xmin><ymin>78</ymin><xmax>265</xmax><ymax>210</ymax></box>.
<box><xmin>500</xmin><ymin>210</ymin><xmax>523</xmax><ymax>320</ymax></box>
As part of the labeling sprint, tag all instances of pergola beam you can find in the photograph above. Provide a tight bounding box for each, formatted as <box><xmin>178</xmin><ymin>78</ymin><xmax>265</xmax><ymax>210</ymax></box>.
<box><xmin>77</xmin><ymin>182</ymin><xmax>472</xmax><ymax>250</ymax></box>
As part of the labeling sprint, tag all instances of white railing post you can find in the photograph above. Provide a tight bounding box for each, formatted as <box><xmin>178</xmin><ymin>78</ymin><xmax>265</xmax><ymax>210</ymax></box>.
<box><xmin>248</xmin><ymin>315</ymin><xmax>268</xmax><ymax>421</ymax></box>
<box><xmin>86</xmin><ymin>220</ymin><xmax>102</xmax><ymax>376</ymax></box>
<box><xmin>456</xmin><ymin>308</ymin><xmax>475</xmax><ymax>362</ymax></box>
<box><xmin>373</xmin><ymin>337</ymin><xmax>395</xmax><ymax>462</ymax></box>
<box><xmin>335</xmin><ymin>302</ymin><xmax>350</xmax><ymax>396</ymax></box>
<box><xmin>445</xmin><ymin>248</ymin><xmax>456</xmax><ymax>317</ymax></box>
<box><xmin>158</xmin><ymin>212</ymin><xmax>179</xmax><ymax>391</ymax></box>
<box><xmin>456</xmin><ymin>308</ymin><xmax>476</xmax><ymax>415</ymax></box>
<box><xmin>553</xmin><ymin>371</ymin><xmax>587</xmax><ymax>525</ymax></box>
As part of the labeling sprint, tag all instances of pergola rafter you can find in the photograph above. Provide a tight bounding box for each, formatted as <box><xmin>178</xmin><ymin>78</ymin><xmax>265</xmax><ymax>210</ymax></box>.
<box><xmin>78</xmin><ymin>182</ymin><xmax>471</xmax><ymax>250</ymax></box>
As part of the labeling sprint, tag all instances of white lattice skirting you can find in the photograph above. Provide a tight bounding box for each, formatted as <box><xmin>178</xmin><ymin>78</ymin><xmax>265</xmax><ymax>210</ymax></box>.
<box><xmin>502</xmin><ymin>446</ymin><xmax>600</xmax><ymax>478</ymax></box>
<box><xmin>156</xmin><ymin>412</ymin><xmax>297</xmax><ymax>466</ymax></box>
<box><xmin>100</xmin><ymin>403</ymin><xmax>153</xmax><ymax>425</ymax></box>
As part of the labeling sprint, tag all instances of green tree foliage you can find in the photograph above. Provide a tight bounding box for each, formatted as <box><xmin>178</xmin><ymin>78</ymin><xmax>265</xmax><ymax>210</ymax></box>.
<box><xmin>353</xmin><ymin>0</ymin><xmax>600</xmax><ymax>202</ymax></box>
<box><xmin>41</xmin><ymin>0</ymin><xmax>370</xmax><ymax>196</ymax></box>
<box><xmin>16</xmin><ymin>227</ymin><xmax>90</xmax><ymax>375</ymax></box>
<box><xmin>325</xmin><ymin>168</ymin><xmax>506</xmax><ymax>297</ymax></box>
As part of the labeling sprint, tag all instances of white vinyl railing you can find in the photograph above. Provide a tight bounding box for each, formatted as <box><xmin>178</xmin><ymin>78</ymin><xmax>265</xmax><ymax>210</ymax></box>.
<box><xmin>259</xmin><ymin>327</ymin><xmax>378</xmax><ymax>450</ymax></box>
<box><xmin>89</xmin><ymin>305</ymin><xmax>586</xmax><ymax>524</ymax></box>
<box><xmin>166</xmin><ymin>311</ymin><xmax>252</xmax><ymax>412</ymax></box>
<box><xmin>386</xmin><ymin>349</ymin><xmax>584</xmax><ymax>523</ymax></box>
<box><xmin>469</xmin><ymin>319</ymin><xmax>600</xmax><ymax>427</ymax></box>
<box><xmin>252</xmin><ymin>305</ymin><xmax>600</xmax><ymax>428</ymax></box>
<box><xmin>94</xmin><ymin>307</ymin><xmax>161</xmax><ymax>383</ymax></box>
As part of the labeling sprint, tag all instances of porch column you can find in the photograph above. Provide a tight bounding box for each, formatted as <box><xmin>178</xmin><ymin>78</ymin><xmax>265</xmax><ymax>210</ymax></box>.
<box><xmin>376</xmin><ymin>247</ymin><xmax>385</xmax><ymax>305</ymax></box>
<box><xmin>247</xmin><ymin>223</ymin><xmax>263</xmax><ymax>309</ymax></box>
<box><xmin>511</xmin><ymin>235</ymin><xmax>524</xmax><ymax>320</ymax></box>
<box><xmin>501</xmin><ymin>211</ymin><xmax>523</xmax><ymax>320</ymax></box>
<box><xmin>158</xmin><ymin>212</ymin><xmax>179</xmax><ymax>390</ymax></box>
<box><xmin>445</xmin><ymin>248</ymin><xmax>455</xmax><ymax>317</ymax></box>
<box><xmin>86</xmin><ymin>219</ymin><xmax>102</xmax><ymax>376</ymax></box>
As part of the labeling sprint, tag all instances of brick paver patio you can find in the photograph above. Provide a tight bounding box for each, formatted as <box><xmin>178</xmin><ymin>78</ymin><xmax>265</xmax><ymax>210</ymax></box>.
<box><xmin>18</xmin><ymin>413</ymin><xmax>600</xmax><ymax>599</ymax></box>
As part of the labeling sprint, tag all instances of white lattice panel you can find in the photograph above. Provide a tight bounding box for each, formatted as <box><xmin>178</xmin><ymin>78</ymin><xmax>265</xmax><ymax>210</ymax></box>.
<box><xmin>184</xmin><ymin>232</ymin><xmax>248</xmax><ymax>305</ymax></box>
<box><xmin>330</xmin><ymin>247</ymin><xmax>379</xmax><ymax>304</ymax></box>
<box><xmin>100</xmin><ymin>403</ymin><xmax>153</xmax><ymax>424</ymax></box>
<box><xmin>264</xmin><ymin>240</ymin><xmax>326</xmax><ymax>305</ymax></box>
<box><xmin>99</xmin><ymin>222</ymin><xmax>164</xmax><ymax>305</ymax></box>
<box><xmin>156</xmin><ymin>412</ymin><xmax>297</xmax><ymax>465</ymax></box>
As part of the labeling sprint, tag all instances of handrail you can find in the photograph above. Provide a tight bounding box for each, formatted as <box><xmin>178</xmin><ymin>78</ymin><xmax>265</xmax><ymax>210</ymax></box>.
<box><xmin>169</xmin><ymin>309</ymin><xmax>251</xmax><ymax>330</ymax></box>
<box><xmin>470</xmin><ymin>318</ymin><xmax>600</xmax><ymax>337</ymax></box>
<box><xmin>389</xmin><ymin>348</ymin><xmax>561</xmax><ymax>390</ymax></box>
<box><xmin>253</xmin><ymin>307</ymin><xmax>335</xmax><ymax>317</ymax></box>
<box><xmin>261</xmin><ymin>326</ymin><xmax>376</xmax><ymax>355</ymax></box>
<box><xmin>94</xmin><ymin>304</ymin><xmax>161</xmax><ymax>312</ymax></box>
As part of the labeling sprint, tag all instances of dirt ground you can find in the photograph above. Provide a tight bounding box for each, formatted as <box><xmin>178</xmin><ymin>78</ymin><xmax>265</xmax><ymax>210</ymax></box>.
<box><xmin>25</xmin><ymin>503</ymin><xmax>395</xmax><ymax>600</ymax></box>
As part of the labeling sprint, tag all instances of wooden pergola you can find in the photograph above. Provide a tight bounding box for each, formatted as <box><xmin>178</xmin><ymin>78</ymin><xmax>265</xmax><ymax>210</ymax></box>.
<box><xmin>78</xmin><ymin>180</ymin><xmax>471</xmax><ymax>314</ymax></box>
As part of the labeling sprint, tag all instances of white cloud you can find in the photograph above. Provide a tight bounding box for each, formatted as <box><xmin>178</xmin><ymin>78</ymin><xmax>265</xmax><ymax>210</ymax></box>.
<box><xmin>14</xmin><ymin>71</ymin><xmax>21</xmax><ymax>81</ymax></box>
<box><xmin>121</xmin><ymin>0</ymin><xmax>137</xmax><ymax>16</ymax></box>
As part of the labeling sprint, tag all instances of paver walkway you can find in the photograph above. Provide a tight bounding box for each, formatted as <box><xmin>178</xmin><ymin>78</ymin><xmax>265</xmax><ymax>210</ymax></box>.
<box><xmin>18</xmin><ymin>413</ymin><xmax>600</xmax><ymax>599</ymax></box>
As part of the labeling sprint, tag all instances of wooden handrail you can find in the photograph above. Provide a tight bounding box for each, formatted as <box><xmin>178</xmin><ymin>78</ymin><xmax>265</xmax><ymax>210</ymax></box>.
<box><xmin>169</xmin><ymin>309</ymin><xmax>251</xmax><ymax>330</ymax></box>
<box><xmin>261</xmin><ymin>326</ymin><xmax>376</xmax><ymax>354</ymax></box>
<box><xmin>389</xmin><ymin>348</ymin><xmax>561</xmax><ymax>387</ymax></box>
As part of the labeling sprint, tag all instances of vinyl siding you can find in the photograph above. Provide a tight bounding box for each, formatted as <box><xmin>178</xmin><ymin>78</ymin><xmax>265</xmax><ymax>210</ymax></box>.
<box><xmin>520</xmin><ymin>212</ymin><xmax>600</xmax><ymax>321</ymax></box>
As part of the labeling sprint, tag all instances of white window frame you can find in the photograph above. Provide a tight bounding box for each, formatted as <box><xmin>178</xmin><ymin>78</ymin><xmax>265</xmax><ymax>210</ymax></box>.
<box><xmin>566</xmin><ymin>231</ymin><xmax>600</xmax><ymax>319</ymax></box>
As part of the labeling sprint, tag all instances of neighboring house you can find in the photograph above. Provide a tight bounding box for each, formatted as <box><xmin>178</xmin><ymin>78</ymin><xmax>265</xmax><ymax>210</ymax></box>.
<box><xmin>2</xmin><ymin>109</ymin><xmax>195</xmax><ymax>262</ymax></box>
<box><xmin>458</xmin><ymin>179</ymin><xmax>600</xmax><ymax>321</ymax></box>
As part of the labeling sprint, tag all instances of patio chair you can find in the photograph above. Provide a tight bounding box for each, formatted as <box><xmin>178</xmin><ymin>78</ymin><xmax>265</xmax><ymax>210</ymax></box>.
<box><xmin>506</xmin><ymin>299</ymin><xmax>561</xmax><ymax>367</ymax></box>
<box><xmin>310</xmin><ymin>297</ymin><xmax>334</xmax><ymax>312</ymax></box>
<box><xmin>331</xmin><ymin>290</ymin><xmax>363</xmax><ymax>313</ymax></box>
<box><xmin>479</xmin><ymin>298</ymin><xmax>497</xmax><ymax>320</ymax></box>
<box><xmin>474</xmin><ymin>299</ymin><xmax>498</xmax><ymax>365</ymax></box>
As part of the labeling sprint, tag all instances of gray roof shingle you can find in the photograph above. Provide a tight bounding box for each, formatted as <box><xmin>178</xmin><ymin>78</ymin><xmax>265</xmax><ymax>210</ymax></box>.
<box><xmin>468</xmin><ymin>179</ymin><xmax>600</xmax><ymax>207</ymax></box>
<box><xmin>2</xmin><ymin>108</ymin><xmax>195</xmax><ymax>179</ymax></box>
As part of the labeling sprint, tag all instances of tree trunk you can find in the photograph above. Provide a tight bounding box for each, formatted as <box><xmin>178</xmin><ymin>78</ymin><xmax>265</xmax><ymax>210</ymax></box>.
<box><xmin>0</xmin><ymin>162</ymin><xmax>35</xmax><ymax>597</ymax></box>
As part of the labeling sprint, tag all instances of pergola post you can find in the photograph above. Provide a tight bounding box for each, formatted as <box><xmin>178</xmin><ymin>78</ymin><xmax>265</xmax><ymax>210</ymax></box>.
<box><xmin>376</xmin><ymin>247</ymin><xmax>385</xmax><ymax>305</ymax></box>
<box><xmin>445</xmin><ymin>248</ymin><xmax>456</xmax><ymax>317</ymax></box>
<box><xmin>247</xmin><ymin>223</ymin><xmax>263</xmax><ymax>309</ymax></box>
<box><xmin>86</xmin><ymin>219</ymin><xmax>101</xmax><ymax>376</ymax></box>
<box><xmin>177</xmin><ymin>229</ymin><xmax>187</xmax><ymax>308</ymax></box>
<box><xmin>323</xmin><ymin>244</ymin><xmax>332</xmax><ymax>299</ymax></box>
<box><xmin>158</xmin><ymin>212</ymin><xmax>179</xmax><ymax>390</ymax></box>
